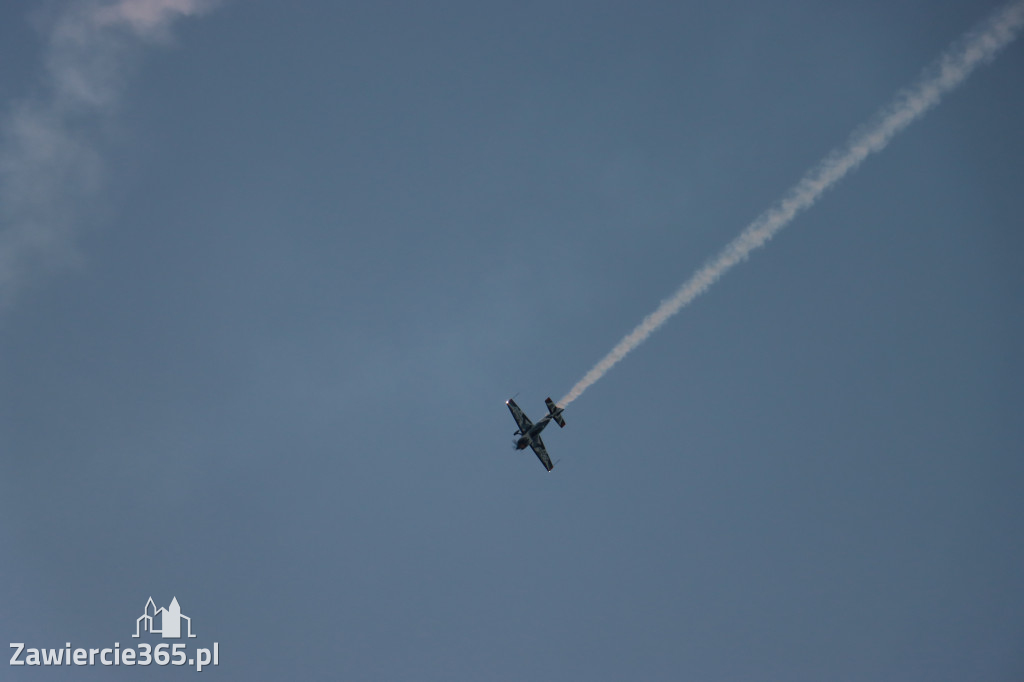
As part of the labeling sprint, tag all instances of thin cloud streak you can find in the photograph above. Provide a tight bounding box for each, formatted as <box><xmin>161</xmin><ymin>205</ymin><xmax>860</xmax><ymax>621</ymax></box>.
<box><xmin>559</xmin><ymin>0</ymin><xmax>1024</xmax><ymax>408</ymax></box>
<box><xmin>0</xmin><ymin>0</ymin><xmax>219</xmax><ymax>304</ymax></box>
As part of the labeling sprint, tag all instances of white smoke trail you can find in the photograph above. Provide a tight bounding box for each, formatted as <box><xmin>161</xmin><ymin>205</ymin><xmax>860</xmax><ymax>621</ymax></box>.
<box><xmin>0</xmin><ymin>0</ymin><xmax>221</xmax><ymax>305</ymax></box>
<box><xmin>559</xmin><ymin>0</ymin><xmax>1024</xmax><ymax>408</ymax></box>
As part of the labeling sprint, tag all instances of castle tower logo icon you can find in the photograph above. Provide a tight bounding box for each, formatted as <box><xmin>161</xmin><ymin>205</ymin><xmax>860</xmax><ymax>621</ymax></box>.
<box><xmin>133</xmin><ymin>597</ymin><xmax>196</xmax><ymax>639</ymax></box>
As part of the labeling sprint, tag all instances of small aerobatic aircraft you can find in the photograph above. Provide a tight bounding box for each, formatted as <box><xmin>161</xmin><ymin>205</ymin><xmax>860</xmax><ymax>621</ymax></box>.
<box><xmin>505</xmin><ymin>397</ymin><xmax>566</xmax><ymax>472</ymax></box>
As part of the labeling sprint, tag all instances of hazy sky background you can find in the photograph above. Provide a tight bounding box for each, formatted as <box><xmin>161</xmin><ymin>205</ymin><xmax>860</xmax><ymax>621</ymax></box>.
<box><xmin>2</xmin><ymin>1</ymin><xmax>1022</xmax><ymax>680</ymax></box>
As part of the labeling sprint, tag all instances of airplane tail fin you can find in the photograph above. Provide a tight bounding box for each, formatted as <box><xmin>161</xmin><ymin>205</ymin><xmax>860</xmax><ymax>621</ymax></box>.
<box><xmin>545</xmin><ymin>397</ymin><xmax>566</xmax><ymax>428</ymax></box>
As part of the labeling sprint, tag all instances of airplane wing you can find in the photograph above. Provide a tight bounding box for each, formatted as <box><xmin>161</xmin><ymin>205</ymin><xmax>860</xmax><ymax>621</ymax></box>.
<box><xmin>529</xmin><ymin>435</ymin><xmax>555</xmax><ymax>472</ymax></box>
<box><xmin>506</xmin><ymin>399</ymin><xmax>533</xmax><ymax>433</ymax></box>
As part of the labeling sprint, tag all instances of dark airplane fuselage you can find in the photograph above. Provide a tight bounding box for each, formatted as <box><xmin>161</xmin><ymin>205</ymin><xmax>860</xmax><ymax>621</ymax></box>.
<box><xmin>515</xmin><ymin>416</ymin><xmax>552</xmax><ymax>450</ymax></box>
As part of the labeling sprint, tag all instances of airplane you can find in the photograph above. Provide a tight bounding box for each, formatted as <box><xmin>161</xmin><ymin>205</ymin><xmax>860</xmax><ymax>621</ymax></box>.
<box><xmin>505</xmin><ymin>397</ymin><xmax>566</xmax><ymax>472</ymax></box>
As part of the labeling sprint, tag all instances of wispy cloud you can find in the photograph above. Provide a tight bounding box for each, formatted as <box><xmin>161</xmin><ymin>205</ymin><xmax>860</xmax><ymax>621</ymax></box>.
<box><xmin>560</xmin><ymin>1</ymin><xmax>1024</xmax><ymax>407</ymax></box>
<box><xmin>0</xmin><ymin>0</ymin><xmax>220</xmax><ymax>304</ymax></box>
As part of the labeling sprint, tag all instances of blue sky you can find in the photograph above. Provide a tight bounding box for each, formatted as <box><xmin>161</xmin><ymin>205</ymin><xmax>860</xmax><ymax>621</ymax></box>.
<box><xmin>2</xmin><ymin>1</ymin><xmax>1022</xmax><ymax>679</ymax></box>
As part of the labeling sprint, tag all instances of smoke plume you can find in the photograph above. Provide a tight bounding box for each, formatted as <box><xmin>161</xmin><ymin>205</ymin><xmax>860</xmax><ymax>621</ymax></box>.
<box><xmin>559</xmin><ymin>1</ymin><xmax>1024</xmax><ymax>408</ymax></box>
<box><xmin>0</xmin><ymin>0</ymin><xmax>220</xmax><ymax>304</ymax></box>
